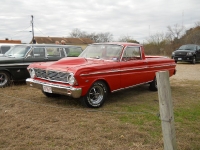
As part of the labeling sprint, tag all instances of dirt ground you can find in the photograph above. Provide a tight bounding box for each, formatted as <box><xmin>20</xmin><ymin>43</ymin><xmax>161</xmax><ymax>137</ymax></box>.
<box><xmin>0</xmin><ymin>62</ymin><xmax>200</xmax><ymax>150</ymax></box>
<box><xmin>171</xmin><ymin>62</ymin><xmax>200</xmax><ymax>81</ymax></box>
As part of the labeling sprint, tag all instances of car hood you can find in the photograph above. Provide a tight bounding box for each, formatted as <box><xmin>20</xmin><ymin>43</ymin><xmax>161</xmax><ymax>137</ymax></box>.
<box><xmin>174</xmin><ymin>50</ymin><xmax>195</xmax><ymax>53</ymax></box>
<box><xmin>29</xmin><ymin>57</ymin><xmax>118</xmax><ymax>74</ymax></box>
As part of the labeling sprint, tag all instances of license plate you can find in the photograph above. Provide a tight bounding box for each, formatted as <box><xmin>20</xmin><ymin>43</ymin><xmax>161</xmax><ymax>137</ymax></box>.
<box><xmin>43</xmin><ymin>85</ymin><xmax>52</xmax><ymax>93</ymax></box>
<box><xmin>178</xmin><ymin>58</ymin><xmax>182</xmax><ymax>60</ymax></box>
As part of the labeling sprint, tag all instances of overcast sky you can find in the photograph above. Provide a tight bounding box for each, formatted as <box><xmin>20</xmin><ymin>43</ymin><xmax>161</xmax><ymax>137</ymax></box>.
<box><xmin>0</xmin><ymin>0</ymin><xmax>199</xmax><ymax>43</ymax></box>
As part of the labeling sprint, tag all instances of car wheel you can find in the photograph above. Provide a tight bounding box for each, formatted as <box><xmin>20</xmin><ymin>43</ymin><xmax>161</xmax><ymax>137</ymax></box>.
<box><xmin>149</xmin><ymin>77</ymin><xmax>157</xmax><ymax>91</ymax></box>
<box><xmin>191</xmin><ymin>56</ymin><xmax>196</xmax><ymax>64</ymax></box>
<box><xmin>0</xmin><ymin>71</ymin><xmax>10</xmax><ymax>88</ymax></box>
<box><xmin>81</xmin><ymin>81</ymin><xmax>108</xmax><ymax>108</ymax></box>
<box><xmin>42</xmin><ymin>90</ymin><xmax>60</xmax><ymax>97</ymax></box>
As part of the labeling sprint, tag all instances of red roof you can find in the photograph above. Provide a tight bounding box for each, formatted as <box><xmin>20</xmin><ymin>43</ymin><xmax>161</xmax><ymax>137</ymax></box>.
<box><xmin>0</xmin><ymin>40</ymin><xmax>21</xmax><ymax>44</ymax></box>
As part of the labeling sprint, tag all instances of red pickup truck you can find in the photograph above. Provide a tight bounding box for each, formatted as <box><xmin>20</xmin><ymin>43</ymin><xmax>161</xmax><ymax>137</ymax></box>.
<box><xmin>26</xmin><ymin>42</ymin><xmax>176</xmax><ymax>108</ymax></box>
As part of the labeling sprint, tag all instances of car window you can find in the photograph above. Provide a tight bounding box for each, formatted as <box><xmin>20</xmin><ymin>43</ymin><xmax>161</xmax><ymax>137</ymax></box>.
<box><xmin>46</xmin><ymin>47</ymin><xmax>63</xmax><ymax>57</ymax></box>
<box><xmin>1</xmin><ymin>46</ymin><xmax>11</xmax><ymax>54</ymax></box>
<box><xmin>33</xmin><ymin>47</ymin><xmax>45</xmax><ymax>58</ymax></box>
<box><xmin>198</xmin><ymin>45</ymin><xmax>200</xmax><ymax>50</ymax></box>
<box><xmin>79</xmin><ymin>45</ymin><xmax>122</xmax><ymax>60</ymax></box>
<box><xmin>67</xmin><ymin>47</ymin><xmax>82</xmax><ymax>57</ymax></box>
<box><xmin>122</xmin><ymin>46</ymin><xmax>141</xmax><ymax>61</ymax></box>
<box><xmin>5</xmin><ymin>45</ymin><xmax>30</xmax><ymax>57</ymax></box>
<box><xmin>179</xmin><ymin>45</ymin><xmax>196</xmax><ymax>50</ymax></box>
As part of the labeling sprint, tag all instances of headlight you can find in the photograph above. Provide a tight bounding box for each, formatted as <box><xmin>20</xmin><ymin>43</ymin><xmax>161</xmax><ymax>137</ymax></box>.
<box><xmin>67</xmin><ymin>73</ymin><xmax>77</xmax><ymax>85</ymax></box>
<box><xmin>172</xmin><ymin>52</ymin><xmax>175</xmax><ymax>56</ymax></box>
<box><xmin>29</xmin><ymin>68</ymin><xmax>36</xmax><ymax>78</ymax></box>
<box><xmin>186</xmin><ymin>52</ymin><xmax>193</xmax><ymax>56</ymax></box>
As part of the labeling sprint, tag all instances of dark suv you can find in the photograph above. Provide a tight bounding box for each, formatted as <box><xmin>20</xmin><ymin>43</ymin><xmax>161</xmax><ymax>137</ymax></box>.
<box><xmin>0</xmin><ymin>44</ymin><xmax>83</xmax><ymax>87</ymax></box>
<box><xmin>171</xmin><ymin>44</ymin><xmax>200</xmax><ymax>64</ymax></box>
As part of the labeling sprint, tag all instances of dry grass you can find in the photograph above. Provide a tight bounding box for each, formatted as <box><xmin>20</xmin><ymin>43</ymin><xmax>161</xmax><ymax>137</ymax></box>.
<box><xmin>0</xmin><ymin>63</ymin><xmax>200</xmax><ymax>150</ymax></box>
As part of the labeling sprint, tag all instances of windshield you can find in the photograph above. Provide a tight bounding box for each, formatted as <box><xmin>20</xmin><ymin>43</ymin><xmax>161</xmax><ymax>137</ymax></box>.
<box><xmin>79</xmin><ymin>44</ymin><xmax>123</xmax><ymax>61</ymax></box>
<box><xmin>178</xmin><ymin>45</ymin><xmax>196</xmax><ymax>50</ymax></box>
<box><xmin>5</xmin><ymin>45</ymin><xmax>31</xmax><ymax>57</ymax></box>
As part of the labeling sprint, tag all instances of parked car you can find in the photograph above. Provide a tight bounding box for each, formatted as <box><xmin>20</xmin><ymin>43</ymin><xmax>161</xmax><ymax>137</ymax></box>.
<box><xmin>0</xmin><ymin>44</ymin><xmax>83</xmax><ymax>87</ymax></box>
<box><xmin>26</xmin><ymin>42</ymin><xmax>176</xmax><ymax>108</ymax></box>
<box><xmin>171</xmin><ymin>44</ymin><xmax>200</xmax><ymax>64</ymax></box>
<box><xmin>0</xmin><ymin>43</ymin><xmax>21</xmax><ymax>56</ymax></box>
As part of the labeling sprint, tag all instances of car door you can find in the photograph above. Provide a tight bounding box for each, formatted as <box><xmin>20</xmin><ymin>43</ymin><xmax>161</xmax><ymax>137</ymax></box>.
<box><xmin>25</xmin><ymin>47</ymin><xmax>47</xmax><ymax>63</ymax></box>
<box><xmin>119</xmin><ymin>46</ymin><xmax>148</xmax><ymax>88</ymax></box>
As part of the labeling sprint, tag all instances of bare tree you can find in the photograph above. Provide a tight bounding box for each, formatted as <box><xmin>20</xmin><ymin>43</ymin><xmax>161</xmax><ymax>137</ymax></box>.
<box><xmin>195</xmin><ymin>21</ymin><xmax>200</xmax><ymax>27</ymax></box>
<box><xmin>68</xmin><ymin>28</ymin><xmax>113</xmax><ymax>43</ymax></box>
<box><xmin>118</xmin><ymin>35</ymin><xmax>139</xmax><ymax>43</ymax></box>
<box><xmin>96</xmin><ymin>32</ymin><xmax>113</xmax><ymax>42</ymax></box>
<box><xmin>144</xmin><ymin>32</ymin><xmax>173</xmax><ymax>55</ymax></box>
<box><xmin>146</xmin><ymin>33</ymin><xmax>166</xmax><ymax>45</ymax></box>
<box><xmin>184</xmin><ymin>26</ymin><xmax>200</xmax><ymax>44</ymax></box>
<box><xmin>69</xmin><ymin>28</ymin><xmax>87</xmax><ymax>38</ymax></box>
<box><xmin>167</xmin><ymin>24</ymin><xmax>185</xmax><ymax>40</ymax></box>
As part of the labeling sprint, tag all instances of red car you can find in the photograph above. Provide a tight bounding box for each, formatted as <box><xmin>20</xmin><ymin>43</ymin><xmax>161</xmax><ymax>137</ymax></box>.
<box><xmin>26</xmin><ymin>42</ymin><xmax>176</xmax><ymax>108</ymax></box>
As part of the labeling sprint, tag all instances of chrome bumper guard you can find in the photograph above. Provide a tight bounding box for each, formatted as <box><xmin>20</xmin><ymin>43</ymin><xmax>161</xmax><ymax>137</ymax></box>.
<box><xmin>26</xmin><ymin>78</ymin><xmax>82</xmax><ymax>98</ymax></box>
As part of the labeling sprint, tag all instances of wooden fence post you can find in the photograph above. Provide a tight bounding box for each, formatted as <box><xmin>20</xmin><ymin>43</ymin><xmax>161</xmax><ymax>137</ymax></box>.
<box><xmin>156</xmin><ymin>71</ymin><xmax>177</xmax><ymax>150</ymax></box>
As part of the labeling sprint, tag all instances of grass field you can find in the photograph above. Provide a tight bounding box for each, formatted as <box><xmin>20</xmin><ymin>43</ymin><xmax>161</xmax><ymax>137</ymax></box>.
<box><xmin>0</xmin><ymin>64</ymin><xmax>200</xmax><ymax>150</ymax></box>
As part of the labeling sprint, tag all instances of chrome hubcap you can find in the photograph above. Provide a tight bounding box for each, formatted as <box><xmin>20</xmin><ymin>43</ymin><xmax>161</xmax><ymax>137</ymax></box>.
<box><xmin>0</xmin><ymin>73</ymin><xmax>7</xmax><ymax>86</ymax></box>
<box><xmin>87</xmin><ymin>85</ymin><xmax>104</xmax><ymax>106</ymax></box>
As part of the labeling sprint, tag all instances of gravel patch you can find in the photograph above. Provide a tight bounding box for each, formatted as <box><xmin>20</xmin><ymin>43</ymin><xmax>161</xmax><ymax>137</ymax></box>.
<box><xmin>171</xmin><ymin>63</ymin><xmax>200</xmax><ymax>81</ymax></box>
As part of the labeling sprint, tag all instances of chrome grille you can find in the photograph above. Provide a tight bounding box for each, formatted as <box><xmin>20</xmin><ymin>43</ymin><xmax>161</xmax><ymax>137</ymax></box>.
<box><xmin>174</xmin><ymin>51</ymin><xmax>187</xmax><ymax>56</ymax></box>
<box><xmin>47</xmin><ymin>70</ymin><xmax>69</xmax><ymax>82</ymax></box>
<box><xmin>34</xmin><ymin>68</ymin><xmax>69</xmax><ymax>83</ymax></box>
<box><xmin>35</xmin><ymin>68</ymin><xmax>46</xmax><ymax>78</ymax></box>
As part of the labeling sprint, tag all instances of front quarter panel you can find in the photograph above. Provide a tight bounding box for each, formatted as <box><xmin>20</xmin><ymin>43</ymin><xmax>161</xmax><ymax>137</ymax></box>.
<box><xmin>72</xmin><ymin>61</ymin><xmax>121</xmax><ymax>96</ymax></box>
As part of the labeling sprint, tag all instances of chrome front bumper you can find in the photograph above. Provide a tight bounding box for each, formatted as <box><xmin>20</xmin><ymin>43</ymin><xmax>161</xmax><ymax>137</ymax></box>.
<box><xmin>26</xmin><ymin>78</ymin><xmax>82</xmax><ymax>98</ymax></box>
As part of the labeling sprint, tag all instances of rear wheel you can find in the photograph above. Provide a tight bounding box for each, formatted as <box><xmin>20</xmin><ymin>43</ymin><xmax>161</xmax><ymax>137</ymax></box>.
<box><xmin>0</xmin><ymin>71</ymin><xmax>10</xmax><ymax>88</ymax></box>
<box><xmin>81</xmin><ymin>81</ymin><xmax>108</xmax><ymax>108</ymax></box>
<box><xmin>149</xmin><ymin>77</ymin><xmax>157</xmax><ymax>91</ymax></box>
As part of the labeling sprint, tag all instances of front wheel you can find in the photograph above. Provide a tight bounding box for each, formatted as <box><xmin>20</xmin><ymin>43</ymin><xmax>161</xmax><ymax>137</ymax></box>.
<box><xmin>149</xmin><ymin>77</ymin><xmax>157</xmax><ymax>91</ymax></box>
<box><xmin>0</xmin><ymin>71</ymin><xmax>11</xmax><ymax>88</ymax></box>
<box><xmin>191</xmin><ymin>56</ymin><xmax>196</xmax><ymax>64</ymax></box>
<box><xmin>81</xmin><ymin>81</ymin><xmax>108</xmax><ymax>108</ymax></box>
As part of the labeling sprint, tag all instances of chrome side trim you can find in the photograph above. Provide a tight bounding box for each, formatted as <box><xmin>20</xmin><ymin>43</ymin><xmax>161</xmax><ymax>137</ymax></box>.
<box><xmin>80</xmin><ymin>66</ymin><xmax>148</xmax><ymax>76</ymax></box>
<box><xmin>80</xmin><ymin>63</ymin><xmax>174</xmax><ymax>76</ymax></box>
<box><xmin>111</xmin><ymin>81</ymin><xmax>153</xmax><ymax>93</ymax></box>
<box><xmin>26</xmin><ymin>78</ymin><xmax>82</xmax><ymax>98</ymax></box>
<box><xmin>0</xmin><ymin>63</ymin><xmax>31</xmax><ymax>67</ymax></box>
<box><xmin>148</xmin><ymin>63</ymin><xmax>176</xmax><ymax>68</ymax></box>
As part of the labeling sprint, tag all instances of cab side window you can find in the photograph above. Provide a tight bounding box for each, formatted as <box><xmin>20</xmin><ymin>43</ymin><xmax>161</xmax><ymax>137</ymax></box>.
<box><xmin>33</xmin><ymin>47</ymin><xmax>45</xmax><ymax>58</ymax></box>
<box><xmin>1</xmin><ymin>46</ymin><xmax>12</xmax><ymax>54</ymax></box>
<box><xmin>122</xmin><ymin>47</ymin><xmax>141</xmax><ymax>61</ymax></box>
<box><xmin>197</xmin><ymin>45</ymin><xmax>200</xmax><ymax>51</ymax></box>
<box><xmin>67</xmin><ymin>47</ymin><xmax>83</xmax><ymax>57</ymax></box>
<box><xmin>46</xmin><ymin>47</ymin><xmax>63</xmax><ymax>57</ymax></box>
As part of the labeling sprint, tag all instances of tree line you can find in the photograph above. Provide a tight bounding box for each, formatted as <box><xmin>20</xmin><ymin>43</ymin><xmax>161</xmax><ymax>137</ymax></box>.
<box><xmin>68</xmin><ymin>21</ymin><xmax>200</xmax><ymax>56</ymax></box>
